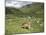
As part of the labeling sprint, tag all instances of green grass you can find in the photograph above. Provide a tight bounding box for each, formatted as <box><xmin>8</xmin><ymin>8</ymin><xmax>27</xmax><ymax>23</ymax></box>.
<box><xmin>5</xmin><ymin>15</ymin><xmax>44</xmax><ymax>35</ymax></box>
<box><xmin>5</xmin><ymin>3</ymin><xmax>44</xmax><ymax>35</ymax></box>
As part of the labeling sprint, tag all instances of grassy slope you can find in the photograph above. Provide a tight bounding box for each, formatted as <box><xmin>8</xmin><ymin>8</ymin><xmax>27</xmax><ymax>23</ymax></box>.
<box><xmin>5</xmin><ymin>3</ymin><xmax>44</xmax><ymax>35</ymax></box>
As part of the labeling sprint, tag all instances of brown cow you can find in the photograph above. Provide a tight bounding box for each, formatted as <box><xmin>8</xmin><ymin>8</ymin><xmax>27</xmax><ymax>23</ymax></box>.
<box><xmin>21</xmin><ymin>21</ymin><xmax>32</xmax><ymax>29</ymax></box>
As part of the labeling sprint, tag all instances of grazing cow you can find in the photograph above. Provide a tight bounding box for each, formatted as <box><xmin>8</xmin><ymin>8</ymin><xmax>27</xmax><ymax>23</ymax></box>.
<box><xmin>21</xmin><ymin>21</ymin><xmax>32</xmax><ymax>29</ymax></box>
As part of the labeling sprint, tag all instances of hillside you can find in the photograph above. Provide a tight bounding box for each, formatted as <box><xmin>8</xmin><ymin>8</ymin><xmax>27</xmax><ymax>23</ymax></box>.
<box><xmin>6</xmin><ymin>3</ymin><xmax>44</xmax><ymax>17</ymax></box>
<box><xmin>20</xmin><ymin>3</ymin><xmax>44</xmax><ymax>17</ymax></box>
